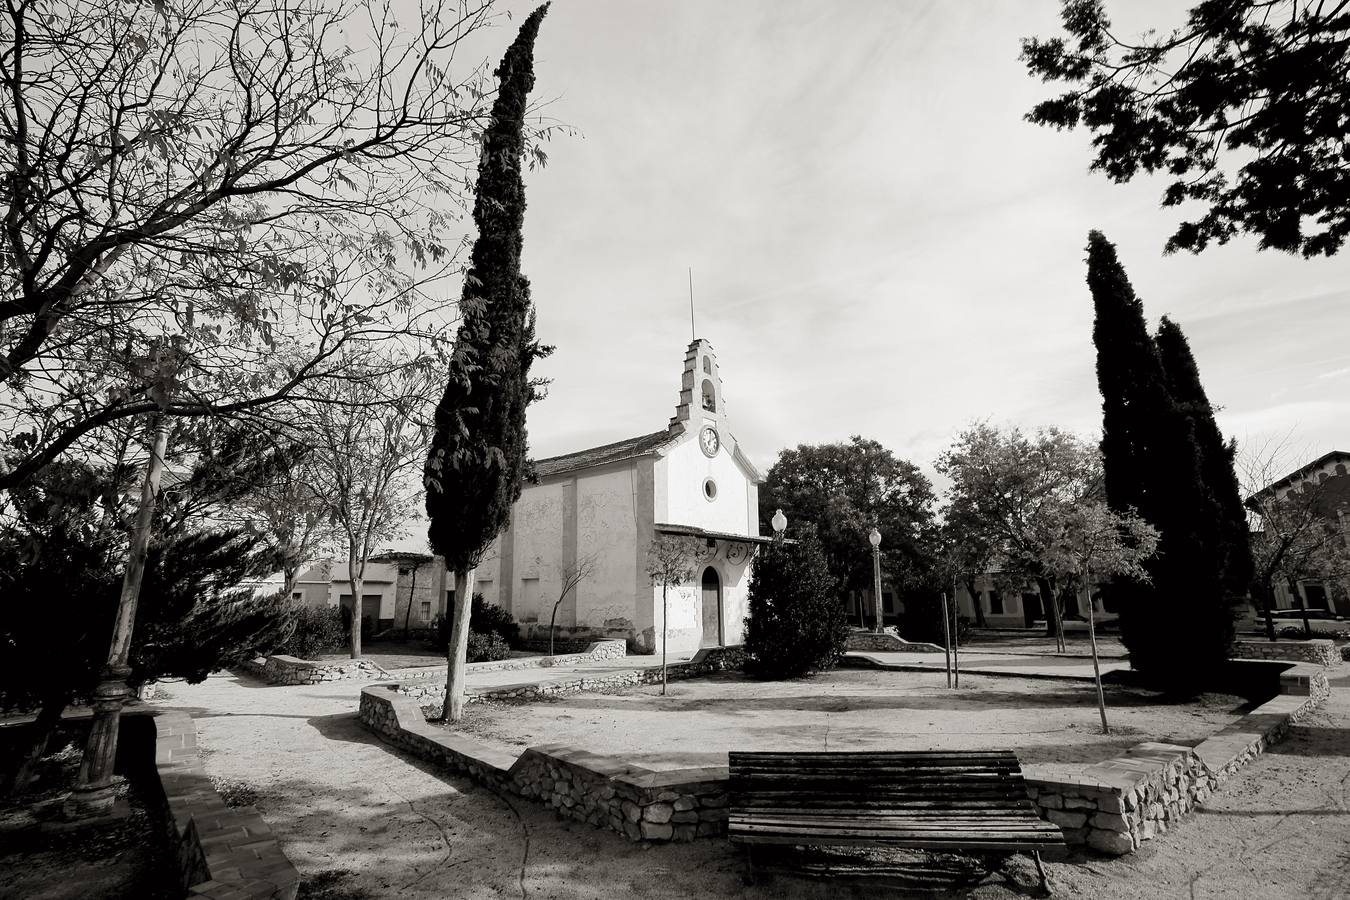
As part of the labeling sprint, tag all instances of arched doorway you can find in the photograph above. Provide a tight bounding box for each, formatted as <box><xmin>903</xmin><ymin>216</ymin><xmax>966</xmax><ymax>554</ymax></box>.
<box><xmin>701</xmin><ymin>567</ymin><xmax>723</xmax><ymax>647</ymax></box>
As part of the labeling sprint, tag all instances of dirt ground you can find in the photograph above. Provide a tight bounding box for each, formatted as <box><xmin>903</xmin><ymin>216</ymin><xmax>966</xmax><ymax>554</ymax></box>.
<box><xmin>440</xmin><ymin>668</ymin><xmax>1249</xmax><ymax>774</ymax></box>
<box><xmin>161</xmin><ymin>668</ymin><xmax>1350</xmax><ymax>900</ymax></box>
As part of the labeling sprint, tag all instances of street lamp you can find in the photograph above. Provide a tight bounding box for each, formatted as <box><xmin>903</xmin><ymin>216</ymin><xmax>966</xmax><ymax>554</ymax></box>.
<box><xmin>868</xmin><ymin>527</ymin><xmax>883</xmax><ymax>634</ymax></box>
<box><xmin>771</xmin><ymin>508</ymin><xmax>787</xmax><ymax>535</ymax></box>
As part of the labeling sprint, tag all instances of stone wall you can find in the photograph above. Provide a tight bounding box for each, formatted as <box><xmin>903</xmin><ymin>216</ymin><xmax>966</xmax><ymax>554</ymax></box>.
<box><xmin>844</xmin><ymin>629</ymin><xmax>943</xmax><ymax>653</ymax></box>
<box><xmin>1231</xmin><ymin>638</ymin><xmax>1341</xmax><ymax>668</ymax></box>
<box><xmin>240</xmin><ymin>654</ymin><xmax>388</xmax><ymax>686</ymax></box>
<box><xmin>243</xmin><ymin>640</ymin><xmax>629</xmax><ymax>687</ymax></box>
<box><xmin>1023</xmin><ymin>661</ymin><xmax>1330</xmax><ymax>856</ymax></box>
<box><xmin>138</xmin><ymin>709</ymin><xmax>300</xmax><ymax>899</ymax></box>
<box><xmin>359</xmin><ymin>685</ymin><xmax>730</xmax><ymax>844</ymax></box>
<box><xmin>398</xmin><ymin>645</ymin><xmax>744</xmax><ymax>709</ymax></box>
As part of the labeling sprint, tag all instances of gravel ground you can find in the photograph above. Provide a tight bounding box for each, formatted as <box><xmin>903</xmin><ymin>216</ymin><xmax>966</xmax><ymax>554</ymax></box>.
<box><xmin>164</xmin><ymin>668</ymin><xmax>1350</xmax><ymax>900</ymax></box>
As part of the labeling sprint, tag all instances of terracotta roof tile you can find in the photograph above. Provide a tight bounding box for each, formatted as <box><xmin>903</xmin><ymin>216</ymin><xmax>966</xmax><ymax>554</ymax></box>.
<box><xmin>532</xmin><ymin>430</ymin><xmax>673</xmax><ymax>479</ymax></box>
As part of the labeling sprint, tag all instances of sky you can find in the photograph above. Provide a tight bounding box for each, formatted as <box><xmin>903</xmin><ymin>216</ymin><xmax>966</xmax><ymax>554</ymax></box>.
<box><xmin>425</xmin><ymin>0</ymin><xmax>1350</xmax><ymax>495</ymax></box>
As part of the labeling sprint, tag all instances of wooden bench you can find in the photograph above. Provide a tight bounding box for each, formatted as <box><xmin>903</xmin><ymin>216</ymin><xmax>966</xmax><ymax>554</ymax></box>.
<box><xmin>728</xmin><ymin>750</ymin><xmax>1064</xmax><ymax>893</ymax></box>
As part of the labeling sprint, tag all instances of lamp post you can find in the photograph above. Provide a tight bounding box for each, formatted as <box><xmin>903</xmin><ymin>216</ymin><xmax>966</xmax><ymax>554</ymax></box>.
<box><xmin>868</xmin><ymin>527</ymin><xmax>883</xmax><ymax>634</ymax></box>
<box><xmin>771</xmin><ymin>508</ymin><xmax>787</xmax><ymax>537</ymax></box>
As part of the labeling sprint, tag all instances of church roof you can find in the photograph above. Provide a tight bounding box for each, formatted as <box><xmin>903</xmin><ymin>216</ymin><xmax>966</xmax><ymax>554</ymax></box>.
<box><xmin>532</xmin><ymin>430</ymin><xmax>673</xmax><ymax>479</ymax></box>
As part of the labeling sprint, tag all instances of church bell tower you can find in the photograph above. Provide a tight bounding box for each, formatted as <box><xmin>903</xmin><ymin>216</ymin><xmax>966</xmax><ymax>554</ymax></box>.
<box><xmin>668</xmin><ymin>338</ymin><xmax>725</xmax><ymax>439</ymax></box>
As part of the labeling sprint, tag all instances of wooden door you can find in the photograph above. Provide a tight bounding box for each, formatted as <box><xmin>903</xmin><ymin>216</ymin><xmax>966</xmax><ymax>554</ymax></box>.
<box><xmin>701</xmin><ymin>567</ymin><xmax>722</xmax><ymax>647</ymax></box>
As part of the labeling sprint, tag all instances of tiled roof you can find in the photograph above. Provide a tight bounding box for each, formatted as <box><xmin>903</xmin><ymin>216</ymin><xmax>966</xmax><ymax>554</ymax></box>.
<box><xmin>654</xmin><ymin>523</ymin><xmax>775</xmax><ymax>545</ymax></box>
<box><xmin>532</xmin><ymin>430</ymin><xmax>673</xmax><ymax>479</ymax></box>
<box><xmin>1249</xmin><ymin>449</ymin><xmax>1350</xmax><ymax>502</ymax></box>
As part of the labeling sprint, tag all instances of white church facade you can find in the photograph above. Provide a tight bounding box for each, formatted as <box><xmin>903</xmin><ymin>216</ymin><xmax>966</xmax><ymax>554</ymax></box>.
<box><xmin>474</xmin><ymin>338</ymin><xmax>769</xmax><ymax>654</ymax></box>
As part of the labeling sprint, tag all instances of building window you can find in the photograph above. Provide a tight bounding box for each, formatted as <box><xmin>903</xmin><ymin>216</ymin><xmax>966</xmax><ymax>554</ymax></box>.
<box><xmin>420</xmin><ymin>601</ymin><xmax>432</xmax><ymax>621</ymax></box>
<box><xmin>701</xmin><ymin>378</ymin><xmax>717</xmax><ymax>412</ymax></box>
<box><xmin>703</xmin><ymin>477</ymin><xmax>718</xmax><ymax>501</ymax></box>
<box><xmin>292</xmin><ymin>592</ymin><xmax>302</xmax><ymax>602</ymax></box>
<box><xmin>987</xmin><ymin>590</ymin><xmax>1004</xmax><ymax>615</ymax></box>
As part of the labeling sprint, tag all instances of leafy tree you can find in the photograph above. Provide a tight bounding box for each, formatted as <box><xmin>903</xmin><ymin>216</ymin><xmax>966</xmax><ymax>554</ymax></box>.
<box><xmin>743</xmin><ymin>525</ymin><xmax>848</xmax><ymax>680</ymax></box>
<box><xmin>936</xmin><ymin>423</ymin><xmax>1104</xmax><ymax>647</ymax></box>
<box><xmin>0</xmin><ymin>0</ymin><xmax>543</xmax><ymax>492</ymax></box>
<box><xmin>1155</xmin><ymin>317</ymin><xmax>1255</xmax><ymax>613</ymax></box>
<box><xmin>1042</xmin><ymin>503</ymin><xmax>1159</xmax><ymax>733</ymax></box>
<box><xmin>1023</xmin><ymin>0</ymin><xmax>1350</xmax><ymax>257</ymax></box>
<box><xmin>646</xmin><ymin>535</ymin><xmax>697</xmax><ymax>695</ymax></box>
<box><xmin>1238</xmin><ymin>444</ymin><xmax>1350</xmax><ymax>638</ymax></box>
<box><xmin>1088</xmin><ymin>231</ymin><xmax>1232</xmax><ymax>694</ymax></box>
<box><xmin>759</xmin><ymin>437</ymin><xmax>937</xmax><ymax>625</ymax></box>
<box><xmin>0</xmin><ymin>424</ymin><xmax>297</xmax><ymax>794</ymax></box>
<box><xmin>425</xmin><ymin>5</ymin><xmax>552</xmax><ymax>722</ymax></box>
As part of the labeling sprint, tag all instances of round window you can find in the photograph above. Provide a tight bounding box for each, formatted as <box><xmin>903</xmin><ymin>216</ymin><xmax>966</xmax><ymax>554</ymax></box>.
<box><xmin>703</xmin><ymin>478</ymin><xmax>718</xmax><ymax>501</ymax></box>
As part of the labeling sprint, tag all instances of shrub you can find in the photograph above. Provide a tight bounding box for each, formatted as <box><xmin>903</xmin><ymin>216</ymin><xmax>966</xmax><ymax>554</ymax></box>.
<box><xmin>274</xmin><ymin>604</ymin><xmax>347</xmax><ymax>660</ymax></box>
<box><xmin>429</xmin><ymin>593</ymin><xmax>517</xmax><ymax>651</ymax></box>
<box><xmin>743</xmin><ymin>525</ymin><xmax>847</xmax><ymax>679</ymax></box>
<box><xmin>466</xmin><ymin>631</ymin><xmax>512</xmax><ymax>663</ymax></box>
<box><xmin>472</xmin><ymin>593</ymin><xmax>518</xmax><ymax>646</ymax></box>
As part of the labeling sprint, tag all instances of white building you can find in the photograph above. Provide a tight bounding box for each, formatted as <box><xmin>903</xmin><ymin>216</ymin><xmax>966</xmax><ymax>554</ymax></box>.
<box><xmin>475</xmin><ymin>338</ymin><xmax>768</xmax><ymax>653</ymax></box>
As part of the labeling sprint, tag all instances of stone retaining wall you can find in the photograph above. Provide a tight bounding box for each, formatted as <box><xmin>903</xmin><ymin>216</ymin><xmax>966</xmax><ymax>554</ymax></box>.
<box><xmin>397</xmin><ymin>645</ymin><xmax>744</xmax><ymax>709</ymax></box>
<box><xmin>144</xmin><ymin>709</ymin><xmax>301</xmax><ymax>899</ymax></box>
<box><xmin>1023</xmin><ymin>661</ymin><xmax>1330</xmax><ymax>855</ymax></box>
<box><xmin>362</xmin><ymin>653</ymin><xmax>1330</xmax><ymax>857</ymax></box>
<box><xmin>1231</xmin><ymin>638</ymin><xmax>1341</xmax><ymax>668</ymax></box>
<box><xmin>844</xmin><ymin>631</ymin><xmax>944</xmax><ymax>653</ymax></box>
<box><xmin>359</xmin><ymin>685</ymin><xmax>730</xmax><ymax>844</ymax></box>
<box><xmin>243</xmin><ymin>640</ymin><xmax>629</xmax><ymax>686</ymax></box>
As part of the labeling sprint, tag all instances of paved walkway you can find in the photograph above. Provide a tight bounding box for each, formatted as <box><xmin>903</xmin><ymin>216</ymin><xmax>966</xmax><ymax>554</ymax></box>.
<box><xmin>848</xmin><ymin>650</ymin><xmax>1132</xmax><ymax>681</ymax></box>
<box><xmin>160</xmin><ymin>668</ymin><xmax>1350</xmax><ymax>899</ymax></box>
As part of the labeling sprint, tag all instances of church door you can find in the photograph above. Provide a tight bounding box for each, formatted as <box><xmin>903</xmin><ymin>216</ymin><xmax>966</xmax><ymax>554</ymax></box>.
<box><xmin>701</xmin><ymin>567</ymin><xmax>723</xmax><ymax>647</ymax></box>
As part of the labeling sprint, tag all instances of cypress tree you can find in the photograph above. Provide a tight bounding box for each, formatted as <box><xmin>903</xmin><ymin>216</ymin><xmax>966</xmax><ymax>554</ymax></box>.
<box><xmin>1087</xmin><ymin>232</ymin><xmax>1225</xmax><ymax>693</ymax></box>
<box><xmin>1155</xmin><ymin>317</ymin><xmax>1252</xmax><ymax>641</ymax></box>
<box><xmin>425</xmin><ymin>5</ymin><xmax>551</xmax><ymax>722</ymax></box>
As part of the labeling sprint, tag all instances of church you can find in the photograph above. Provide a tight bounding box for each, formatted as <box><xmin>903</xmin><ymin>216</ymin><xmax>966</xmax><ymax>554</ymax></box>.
<box><xmin>474</xmin><ymin>338</ymin><xmax>770</xmax><ymax>654</ymax></box>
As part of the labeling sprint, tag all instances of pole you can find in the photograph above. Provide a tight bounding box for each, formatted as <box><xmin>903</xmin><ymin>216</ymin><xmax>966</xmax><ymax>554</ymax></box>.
<box><xmin>661</xmin><ymin>583</ymin><xmax>669</xmax><ymax>695</ymax></box>
<box><xmin>941</xmin><ymin>592</ymin><xmax>952</xmax><ymax>688</ymax></box>
<box><xmin>1085</xmin><ymin>566</ymin><xmax>1109</xmax><ymax>734</ymax></box>
<box><xmin>951</xmin><ymin>588</ymin><xmax>961</xmax><ymax>689</ymax></box>
<box><xmin>66</xmin><ymin>415</ymin><xmax>170</xmax><ymax>819</ymax></box>
<box><xmin>872</xmin><ymin>545</ymin><xmax>884</xmax><ymax>634</ymax></box>
<box><xmin>688</xmin><ymin>268</ymin><xmax>696</xmax><ymax>340</ymax></box>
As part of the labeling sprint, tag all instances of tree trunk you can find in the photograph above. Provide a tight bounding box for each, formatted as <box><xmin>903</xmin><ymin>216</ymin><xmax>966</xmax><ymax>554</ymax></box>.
<box><xmin>1036</xmin><ymin>577</ymin><xmax>1063</xmax><ymax>645</ymax></box>
<box><xmin>6</xmin><ymin>694</ymin><xmax>65</xmax><ymax>796</ymax></box>
<box><xmin>1294</xmin><ymin>580</ymin><xmax>1312</xmax><ymax>638</ymax></box>
<box><xmin>661</xmin><ymin>584</ymin><xmax>669</xmax><ymax>696</ymax></box>
<box><xmin>402</xmin><ymin>565</ymin><xmax>419</xmax><ymax>639</ymax></box>
<box><xmin>966</xmin><ymin>578</ymin><xmax>986</xmax><ymax>628</ymax></box>
<box><xmin>1253</xmin><ymin>578</ymin><xmax>1277</xmax><ymax>641</ymax></box>
<box><xmin>549</xmin><ymin>596</ymin><xmax>564</xmax><ymax>658</ymax></box>
<box><xmin>1084</xmin><ymin>579</ymin><xmax>1109</xmax><ymax>734</ymax></box>
<box><xmin>348</xmin><ymin>552</ymin><xmax>364</xmax><ymax>659</ymax></box>
<box><xmin>442</xmin><ymin>568</ymin><xmax>476</xmax><ymax>722</ymax></box>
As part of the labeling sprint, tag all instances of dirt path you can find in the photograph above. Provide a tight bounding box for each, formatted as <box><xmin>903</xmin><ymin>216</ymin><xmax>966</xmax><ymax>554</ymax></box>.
<box><xmin>163</xmin><ymin>669</ymin><xmax>1350</xmax><ymax>900</ymax></box>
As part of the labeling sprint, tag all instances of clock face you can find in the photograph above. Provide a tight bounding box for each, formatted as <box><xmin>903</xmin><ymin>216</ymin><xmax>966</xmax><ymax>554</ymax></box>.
<box><xmin>700</xmin><ymin>425</ymin><xmax>720</xmax><ymax>457</ymax></box>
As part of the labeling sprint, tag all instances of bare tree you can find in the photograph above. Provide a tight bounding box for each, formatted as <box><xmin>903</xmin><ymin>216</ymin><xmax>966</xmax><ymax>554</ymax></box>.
<box><xmin>548</xmin><ymin>552</ymin><xmax>598</xmax><ymax>658</ymax></box>
<box><xmin>646</xmin><ymin>535</ymin><xmax>697</xmax><ymax>695</ymax></box>
<box><xmin>0</xmin><ymin>0</ymin><xmax>563</xmax><ymax>491</ymax></box>
<box><xmin>1239</xmin><ymin>440</ymin><xmax>1350</xmax><ymax>640</ymax></box>
<box><xmin>302</xmin><ymin>352</ymin><xmax>434</xmax><ymax>657</ymax></box>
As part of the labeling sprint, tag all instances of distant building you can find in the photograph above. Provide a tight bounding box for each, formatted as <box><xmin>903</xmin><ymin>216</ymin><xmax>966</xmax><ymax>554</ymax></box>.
<box><xmin>291</xmin><ymin>552</ymin><xmax>449</xmax><ymax>634</ymax></box>
<box><xmin>474</xmin><ymin>338</ymin><xmax>768</xmax><ymax>653</ymax></box>
<box><xmin>1245</xmin><ymin>449</ymin><xmax>1350</xmax><ymax>619</ymax></box>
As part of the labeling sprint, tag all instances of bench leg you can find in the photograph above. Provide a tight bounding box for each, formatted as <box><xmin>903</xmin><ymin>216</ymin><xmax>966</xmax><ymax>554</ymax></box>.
<box><xmin>742</xmin><ymin>845</ymin><xmax>756</xmax><ymax>886</ymax></box>
<box><xmin>1032</xmin><ymin>850</ymin><xmax>1051</xmax><ymax>896</ymax></box>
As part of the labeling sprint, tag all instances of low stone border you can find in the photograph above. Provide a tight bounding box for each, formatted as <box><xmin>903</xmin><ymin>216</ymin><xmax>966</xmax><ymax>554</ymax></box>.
<box><xmin>1231</xmin><ymin>638</ymin><xmax>1341</xmax><ymax>668</ymax></box>
<box><xmin>362</xmin><ymin>653</ymin><xmax>1330</xmax><ymax>857</ymax></box>
<box><xmin>844</xmin><ymin>630</ymin><xmax>944</xmax><ymax>653</ymax></box>
<box><xmin>397</xmin><ymin>646</ymin><xmax>744</xmax><ymax>709</ymax></box>
<box><xmin>1023</xmin><ymin>661</ymin><xmax>1331</xmax><ymax>855</ymax></box>
<box><xmin>139</xmin><ymin>709</ymin><xmax>301</xmax><ymax>899</ymax></box>
<box><xmin>241</xmin><ymin>640</ymin><xmax>628</xmax><ymax>687</ymax></box>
